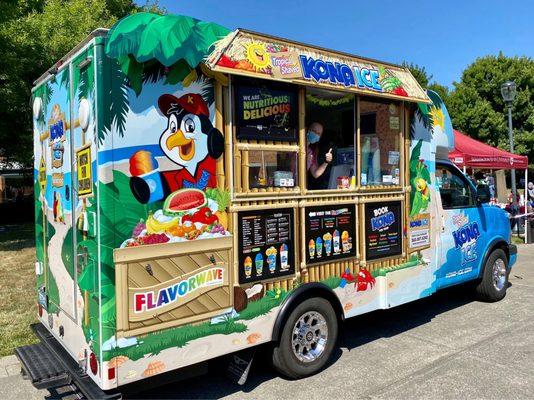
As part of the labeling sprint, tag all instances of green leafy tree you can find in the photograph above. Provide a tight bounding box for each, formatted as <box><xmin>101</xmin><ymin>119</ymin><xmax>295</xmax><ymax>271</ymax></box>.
<box><xmin>402</xmin><ymin>61</ymin><xmax>450</xmax><ymax>103</ymax></box>
<box><xmin>0</xmin><ymin>0</ymin><xmax>163</xmax><ymax>167</ymax></box>
<box><xmin>447</xmin><ymin>53</ymin><xmax>534</xmax><ymax>167</ymax></box>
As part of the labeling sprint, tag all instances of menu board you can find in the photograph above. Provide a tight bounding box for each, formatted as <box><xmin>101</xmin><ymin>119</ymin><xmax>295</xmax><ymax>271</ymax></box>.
<box><xmin>304</xmin><ymin>204</ymin><xmax>356</xmax><ymax>264</ymax></box>
<box><xmin>237</xmin><ymin>208</ymin><xmax>295</xmax><ymax>284</ymax></box>
<box><xmin>364</xmin><ymin>201</ymin><xmax>402</xmax><ymax>260</ymax></box>
<box><xmin>235</xmin><ymin>84</ymin><xmax>298</xmax><ymax>142</ymax></box>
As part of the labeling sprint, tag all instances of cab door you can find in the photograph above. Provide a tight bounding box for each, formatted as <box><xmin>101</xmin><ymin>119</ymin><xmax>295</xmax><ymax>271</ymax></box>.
<box><xmin>435</xmin><ymin>162</ymin><xmax>487</xmax><ymax>288</ymax></box>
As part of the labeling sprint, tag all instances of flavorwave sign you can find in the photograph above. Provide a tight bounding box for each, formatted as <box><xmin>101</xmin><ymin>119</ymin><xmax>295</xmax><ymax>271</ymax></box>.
<box><xmin>130</xmin><ymin>265</ymin><xmax>226</xmax><ymax>321</ymax></box>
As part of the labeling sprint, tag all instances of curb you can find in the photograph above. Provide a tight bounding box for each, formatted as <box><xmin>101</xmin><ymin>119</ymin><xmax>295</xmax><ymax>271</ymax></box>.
<box><xmin>0</xmin><ymin>355</ymin><xmax>21</xmax><ymax>378</ymax></box>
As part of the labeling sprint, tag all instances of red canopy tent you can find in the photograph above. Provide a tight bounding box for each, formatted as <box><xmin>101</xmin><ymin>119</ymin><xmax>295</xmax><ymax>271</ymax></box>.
<box><xmin>449</xmin><ymin>130</ymin><xmax>530</xmax><ymax>243</ymax></box>
<box><xmin>449</xmin><ymin>130</ymin><xmax>528</xmax><ymax>170</ymax></box>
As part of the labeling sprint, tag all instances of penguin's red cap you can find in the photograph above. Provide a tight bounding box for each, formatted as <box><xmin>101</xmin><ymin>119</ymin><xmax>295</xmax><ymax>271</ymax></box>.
<box><xmin>158</xmin><ymin>93</ymin><xmax>209</xmax><ymax>118</ymax></box>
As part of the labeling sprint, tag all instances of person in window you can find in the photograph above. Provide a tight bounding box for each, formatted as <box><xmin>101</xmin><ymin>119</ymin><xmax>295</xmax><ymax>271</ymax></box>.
<box><xmin>306</xmin><ymin>122</ymin><xmax>333</xmax><ymax>189</ymax></box>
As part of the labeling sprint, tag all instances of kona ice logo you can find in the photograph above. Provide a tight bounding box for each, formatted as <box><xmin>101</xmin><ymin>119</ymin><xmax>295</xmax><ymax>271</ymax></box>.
<box><xmin>452</xmin><ymin>218</ymin><xmax>481</xmax><ymax>265</ymax></box>
<box><xmin>300</xmin><ymin>55</ymin><xmax>382</xmax><ymax>91</ymax></box>
<box><xmin>134</xmin><ymin>267</ymin><xmax>224</xmax><ymax>313</ymax></box>
<box><xmin>371</xmin><ymin>206</ymin><xmax>395</xmax><ymax>231</ymax></box>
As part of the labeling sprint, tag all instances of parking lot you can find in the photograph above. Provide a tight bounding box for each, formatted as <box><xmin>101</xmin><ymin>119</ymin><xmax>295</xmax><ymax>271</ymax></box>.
<box><xmin>3</xmin><ymin>244</ymin><xmax>533</xmax><ymax>399</ymax></box>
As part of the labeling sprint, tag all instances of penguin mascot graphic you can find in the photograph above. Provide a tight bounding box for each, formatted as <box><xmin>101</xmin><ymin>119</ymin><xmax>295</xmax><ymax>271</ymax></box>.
<box><xmin>129</xmin><ymin>93</ymin><xmax>224</xmax><ymax>204</ymax></box>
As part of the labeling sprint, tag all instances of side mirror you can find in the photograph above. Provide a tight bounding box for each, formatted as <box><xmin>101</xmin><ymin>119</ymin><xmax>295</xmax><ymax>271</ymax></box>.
<box><xmin>476</xmin><ymin>184</ymin><xmax>491</xmax><ymax>204</ymax></box>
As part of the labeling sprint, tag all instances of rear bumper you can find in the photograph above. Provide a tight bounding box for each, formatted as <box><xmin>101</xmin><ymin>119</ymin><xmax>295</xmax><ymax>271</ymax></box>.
<box><xmin>15</xmin><ymin>323</ymin><xmax>120</xmax><ymax>399</ymax></box>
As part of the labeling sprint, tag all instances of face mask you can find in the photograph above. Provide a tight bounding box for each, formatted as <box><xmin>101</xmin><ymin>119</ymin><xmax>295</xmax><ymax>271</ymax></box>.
<box><xmin>307</xmin><ymin>130</ymin><xmax>320</xmax><ymax>144</ymax></box>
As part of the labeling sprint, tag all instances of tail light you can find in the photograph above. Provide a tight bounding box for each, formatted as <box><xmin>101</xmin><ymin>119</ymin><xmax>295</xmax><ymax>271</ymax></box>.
<box><xmin>89</xmin><ymin>352</ymin><xmax>98</xmax><ymax>375</ymax></box>
<box><xmin>38</xmin><ymin>303</ymin><xmax>43</xmax><ymax>317</ymax></box>
<box><xmin>108</xmin><ymin>367</ymin><xmax>116</xmax><ymax>380</ymax></box>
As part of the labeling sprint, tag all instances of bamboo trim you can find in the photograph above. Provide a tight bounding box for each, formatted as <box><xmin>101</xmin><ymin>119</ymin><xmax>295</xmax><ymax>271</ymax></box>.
<box><xmin>230</xmin><ymin>190</ymin><xmax>405</xmax><ymax>203</ymax></box>
<box><xmin>230</xmin><ymin>201</ymin><xmax>299</xmax><ymax>212</ymax></box>
<box><xmin>365</xmin><ymin>253</ymin><xmax>408</xmax><ymax>265</ymax></box>
<box><xmin>298</xmin><ymin>87</ymin><xmax>307</xmax><ymax>195</ymax></box>
<box><xmin>215</xmin><ymin>81</ymin><xmax>225</xmax><ymax>189</ymax></box>
<box><xmin>356</xmin><ymin>96</ymin><xmax>361</xmax><ymax>189</ymax></box>
<box><xmin>223</xmin><ymin>83</ymin><xmax>233</xmax><ymax>193</ymax></box>
<box><xmin>299</xmin><ymin>206</ymin><xmax>307</xmax><ymax>277</ymax></box>
<box><xmin>232</xmin><ymin>212</ymin><xmax>239</xmax><ymax>285</ymax></box>
<box><xmin>399</xmin><ymin>102</ymin><xmax>406</xmax><ymax>188</ymax></box>
<box><xmin>359</xmin><ymin>195</ymin><xmax>404</xmax><ymax>203</ymax></box>
<box><xmin>233</xmin><ymin>189</ymin><xmax>301</xmax><ymax>198</ymax></box>
<box><xmin>359</xmin><ymin>203</ymin><xmax>366</xmax><ymax>262</ymax></box>
<box><xmin>298</xmin><ymin>198</ymin><xmax>360</xmax><ymax>207</ymax></box>
<box><xmin>236</xmin><ymin>143</ymin><xmax>300</xmax><ymax>152</ymax></box>
<box><xmin>241</xmin><ymin>149</ymin><xmax>249</xmax><ymax>192</ymax></box>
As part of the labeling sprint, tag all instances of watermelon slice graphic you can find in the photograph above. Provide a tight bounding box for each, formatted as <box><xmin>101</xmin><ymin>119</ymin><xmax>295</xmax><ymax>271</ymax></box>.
<box><xmin>163</xmin><ymin>188</ymin><xmax>207</xmax><ymax>215</ymax></box>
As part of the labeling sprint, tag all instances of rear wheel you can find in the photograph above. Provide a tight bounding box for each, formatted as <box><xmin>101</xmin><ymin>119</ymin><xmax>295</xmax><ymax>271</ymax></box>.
<box><xmin>272</xmin><ymin>297</ymin><xmax>338</xmax><ymax>379</ymax></box>
<box><xmin>475</xmin><ymin>248</ymin><xmax>509</xmax><ymax>302</ymax></box>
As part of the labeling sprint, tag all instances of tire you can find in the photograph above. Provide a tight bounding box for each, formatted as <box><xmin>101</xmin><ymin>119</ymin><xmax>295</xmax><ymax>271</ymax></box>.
<box><xmin>272</xmin><ymin>297</ymin><xmax>338</xmax><ymax>379</ymax></box>
<box><xmin>475</xmin><ymin>248</ymin><xmax>509</xmax><ymax>302</ymax></box>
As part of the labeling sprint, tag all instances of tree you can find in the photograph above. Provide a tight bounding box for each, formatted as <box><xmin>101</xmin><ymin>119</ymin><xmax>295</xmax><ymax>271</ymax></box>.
<box><xmin>447</xmin><ymin>54</ymin><xmax>534</xmax><ymax>167</ymax></box>
<box><xmin>0</xmin><ymin>0</ymin><xmax>163</xmax><ymax>168</ymax></box>
<box><xmin>402</xmin><ymin>61</ymin><xmax>450</xmax><ymax>103</ymax></box>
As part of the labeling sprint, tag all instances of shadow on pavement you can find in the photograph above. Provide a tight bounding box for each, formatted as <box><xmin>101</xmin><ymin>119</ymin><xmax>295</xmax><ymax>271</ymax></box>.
<box><xmin>129</xmin><ymin>284</ymin><xmax>476</xmax><ymax>399</ymax></box>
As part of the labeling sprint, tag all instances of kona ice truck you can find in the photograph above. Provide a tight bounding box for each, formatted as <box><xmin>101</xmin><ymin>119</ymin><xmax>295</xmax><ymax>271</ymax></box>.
<box><xmin>18</xmin><ymin>12</ymin><xmax>517</xmax><ymax>398</ymax></box>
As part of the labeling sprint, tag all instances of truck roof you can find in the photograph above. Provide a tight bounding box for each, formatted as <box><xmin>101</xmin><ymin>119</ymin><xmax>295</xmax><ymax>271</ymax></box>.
<box><xmin>32</xmin><ymin>28</ymin><xmax>108</xmax><ymax>89</ymax></box>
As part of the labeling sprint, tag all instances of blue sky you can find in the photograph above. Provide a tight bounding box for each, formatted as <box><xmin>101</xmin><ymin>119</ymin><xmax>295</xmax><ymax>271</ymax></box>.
<box><xmin>145</xmin><ymin>0</ymin><xmax>533</xmax><ymax>88</ymax></box>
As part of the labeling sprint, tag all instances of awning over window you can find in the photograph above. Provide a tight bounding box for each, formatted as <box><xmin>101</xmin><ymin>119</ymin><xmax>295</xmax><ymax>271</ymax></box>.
<box><xmin>206</xmin><ymin>29</ymin><xmax>430</xmax><ymax>104</ymax></box>
<box><xmin>449</xmin><ymin>130</ymin><xmax>528</xmax><ymax>170</ymax></box>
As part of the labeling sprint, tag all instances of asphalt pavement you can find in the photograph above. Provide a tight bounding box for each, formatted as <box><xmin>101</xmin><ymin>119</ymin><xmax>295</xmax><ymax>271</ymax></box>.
<box><xmin>3</xmin><ymin>244</ymin><xmax>533</xmax><ymax>399</ymax></box>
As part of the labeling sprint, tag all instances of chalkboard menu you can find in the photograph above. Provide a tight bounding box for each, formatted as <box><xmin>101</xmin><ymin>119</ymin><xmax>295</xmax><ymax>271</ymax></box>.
<box><xmin>237</xmin><ymin>208</ymin><xmax>295</xmax><ymax>284</ymax></box>
<box><xmin>304</xmin><ymin>204</ymin><xmax>356</xmax><ymax>264</ymax></box>
<box><xmin>364</xmin><ymin>201</ymin><xmax>402</xmax><ymax>260</ymax></box>
<box><xmin>235</xmin><ymin>84</ymin><xmax>298</xmax><ymax>142</ymax></box>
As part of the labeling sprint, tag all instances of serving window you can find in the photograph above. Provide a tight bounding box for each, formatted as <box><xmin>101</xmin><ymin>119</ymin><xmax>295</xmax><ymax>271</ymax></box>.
<box><xmin>359</xmin><ymin>98</ymin><xmax>402</xmax><ymax>187</ymax></box>
<box><xmin>305</xmin><ymin>88</ymin><xmax>356</xmax><ymax>191</ymax></box>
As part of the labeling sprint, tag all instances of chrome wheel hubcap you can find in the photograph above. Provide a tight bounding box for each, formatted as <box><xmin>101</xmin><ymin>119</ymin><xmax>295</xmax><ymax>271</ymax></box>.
<box><xmin>492</xmin><ymin>258</ymin><xmax>507</xmax><ymax>291</ymax></box>
<box><xmin>291</xmin><ymin>311</ymin><xmax>328</xmax><ymax>363</ymax></box>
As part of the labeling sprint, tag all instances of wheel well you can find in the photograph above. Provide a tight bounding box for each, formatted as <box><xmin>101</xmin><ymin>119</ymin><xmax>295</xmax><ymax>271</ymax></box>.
<box><xmin>479</xmin><ymin>240</ymin><xmax>509</xmax><ymax>278</ymax></box>
<box><xmin>271</xmin><ymin>282</ymin><xmax>344</xmax><ymax>342</ymax></box>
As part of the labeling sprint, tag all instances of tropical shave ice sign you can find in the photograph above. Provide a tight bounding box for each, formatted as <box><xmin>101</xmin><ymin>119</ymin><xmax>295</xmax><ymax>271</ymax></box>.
<box><xmin>300</xmin><ymin>55</ymin><xmax>382</xmax><ymax>91</ymax></box>
<box><xmin>133</xmin><ymin>266</ymin><xmax>224</xmax><ymax>315</ymax></box>
<box><xmin>209</xmin><ymin>32</ymin><xmax>430</xmax><ymax>101</ymax></box>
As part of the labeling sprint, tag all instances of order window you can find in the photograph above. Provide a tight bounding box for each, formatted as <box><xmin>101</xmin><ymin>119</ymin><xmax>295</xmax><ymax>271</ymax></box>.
<box><xmin>436</xmin><ymin>165</ymin><xmax>475</xmax><ymax>208</ymax></box>
<box><xmin>359</xmin><ymin>98</ymin><xmax>401</xmax><ymax>186</ymax></box>
<box><xmin>305</xmin><ymin>87</ymin><xmax>356</xmax><ymax>190</ymax></box>
<box><xmin>247</xmin><ymin>150</ymin><xmax>297</xmax><ymax>189</ymax></box>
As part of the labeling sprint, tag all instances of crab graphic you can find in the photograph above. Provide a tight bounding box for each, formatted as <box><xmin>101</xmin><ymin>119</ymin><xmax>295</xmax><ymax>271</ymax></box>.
<box><xmin>356</xmin><ymin>268</ymin><xmax>376</xmax><ymax>292</ymax></box>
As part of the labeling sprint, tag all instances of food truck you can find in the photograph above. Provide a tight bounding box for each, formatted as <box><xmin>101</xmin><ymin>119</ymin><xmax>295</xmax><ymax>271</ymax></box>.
<box><xmin>18</xmin><ymin>12</ymin><xmax>517</xmax><ymax>398</ymax></box>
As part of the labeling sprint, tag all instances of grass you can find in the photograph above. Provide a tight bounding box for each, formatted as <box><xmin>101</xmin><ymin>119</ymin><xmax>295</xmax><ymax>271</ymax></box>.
<box><xmin>511</xmin><ymin>235</ymin><xmax>526</xmax><ymax>245</ymax></box>
<box><xmin>371</xmin><ymin>255</ymin><xmax>421</xmax><ymax>278</ymax></box>
<box><xmin>0</xmin><ymin>223</ymin><xmax>38</xmax><ymax>357</ymax></box>
<box><xmin>111</xmin><ymin>320</ymin><xmax>248</xmax><ymax>362</ymax></box>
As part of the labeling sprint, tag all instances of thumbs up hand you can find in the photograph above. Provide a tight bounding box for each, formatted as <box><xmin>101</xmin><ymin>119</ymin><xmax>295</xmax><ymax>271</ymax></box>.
<box><xmin>325</xmin><ymin>148</ymin><xmax>333</xmax><ymax>163</ymax></box>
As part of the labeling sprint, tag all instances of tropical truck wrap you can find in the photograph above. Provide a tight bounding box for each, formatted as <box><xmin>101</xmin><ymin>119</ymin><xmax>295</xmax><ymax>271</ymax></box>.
<box><xmin>24</xmin><ymin>12</ymin><xmax>516</xmax><ymax>396</ymax></box>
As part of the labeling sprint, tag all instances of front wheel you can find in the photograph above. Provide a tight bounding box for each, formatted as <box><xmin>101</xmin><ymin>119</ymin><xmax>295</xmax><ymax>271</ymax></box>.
<box><xmin>475</xmin><ymin>248</ymin><xmax>509</xmax><ymax>302</ymax></box>
<box><xmin>272</xmin><ymin>297</ymin><xmax>338</xmax><ymax>379</ymax></box>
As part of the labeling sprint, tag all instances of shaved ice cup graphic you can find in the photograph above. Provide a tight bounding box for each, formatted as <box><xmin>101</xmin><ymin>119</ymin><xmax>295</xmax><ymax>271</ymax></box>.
<box><xmin>129</xmin><ymin>151</ymin><xmax>164</xmax><ymax>203</ymax></box>
<box><xmin>135</xmin><ymin>169</ymin><xmax>164</xmax><ymax>203</ymax></box>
